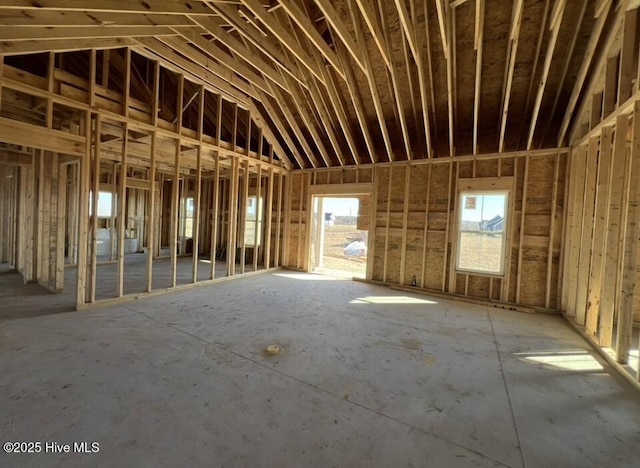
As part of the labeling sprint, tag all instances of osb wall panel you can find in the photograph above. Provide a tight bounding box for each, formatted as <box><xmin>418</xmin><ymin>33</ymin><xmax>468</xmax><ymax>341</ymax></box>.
<box><xmin>290</xmin><ymin>151</ymin><xmax>566</xmax><ymax>309</ymax></box>
<box><xmin>468</xmin><ymin>275</ymin><xmax>491</xmax><ymax>299</ymax></box>
<box><xmin>357</xmin><ymin>195</ymin><xmax>370</xmax><ymax>231</ymax></box>
<box><xmin>286</xmin><ymin>172</ymin><xmax>307</xmax><ymax>269</ymax></box>
<box><xmin>519</xmin><ymin>155</ymin><xmax>565</xmax><ymax>306</ymax></box>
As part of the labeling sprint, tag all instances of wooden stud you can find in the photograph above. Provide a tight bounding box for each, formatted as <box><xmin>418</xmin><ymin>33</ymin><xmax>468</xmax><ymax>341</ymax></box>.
<box><xmin>170</xmin><ymin>140</ymin><xmax>180</xmax><ymax>288</ymax></box>
<box><xmin>565</xmin><ymin>146</ymin><xmax>588</xmax><ymax>318</ymax></box>
<box><xmin>192</xmin><ymin>145</ymin><xmax>202</xmax><ymax>283</ymax></box>
<box><xmin>227</xmin><ymin>157</ymin><xmax>239</xmax><ymax>277</ymax></box>
<box><xmin>0</xmin><ymin>53</ymin><xmax>4</xmax><ymax>114</ymax></box>
<box><xmin>275</xmin><ymin>172</ymin><xmax>283</xmax><ymax>268</ymax></box>
<box><xmin>123</xmin><ymin>47</ymin><xmax>131</xmax><ymax>118</ymax></box>
<box><xmin>599</xmin><ymin>115</ymin><xmax>629</xmax><ymax>347</ymax></box>
<box><xmin>76</xmin><ymin>111</ymin><xmax>92</xmax><ymax>306</ymax></box>
<box><xmin>604</xmin><ymin>56</ymin><xmax>619</xmax><ymax>118</ymax></box>
<box><xmin>89</xmin><ymin>48</ymin><xmax>96</xmax><ymax>108</ymax></box>
<box><xmin>54</xmin><ymin>157</ymin><xmax>66</xmax><ymax>292</ymax></box>
<box><xmin>585</xmin><ymin>127</ymin><xmax>613</xmax><ymax>335</ymax></box>
<box><xmin>557</xmin><ymin>150</ymin><xmax>571</xmax><ymax>307</ymax></box>
<box><xmin>240</xmin><ymin>160</ymin><xmax>249</xmax><ymax>273</ymax></box>
<box><xmin>420</xmin><ymin>164</ymin><xmax>432</xmax><ymax>288</ymax></box>
<box><xmin>399</xmin><ymin>165</ymin><xmax>410</xmax><ymax>284</ymax></box>
<box><xmin>618</xmin><ymin>9</ymin><xmax>638</xmax><ymax>107</ymax></box>
<box><xmin>89</xmin><ymin>114</ymin><xmax>101</xmax><ymax>302</ymax></box>
<box><xmin>574</xmin><ymin>137</ymin><xmax>599</xmax><ymax>325</ymax></box>
<box><xmin>382</xmin><ymin>165</ymin><xmax>393</xmax><ymax>282</ymax></box>
<box><xmin>109</xmin><ymin>162</ymin><xmax>117</xmax><ymax>260</ymax></box>
<box><xmin>146</xmin><ymin>131</ymin><xmax>156</xmax><ymax>292</ymax></box>
<box><xmin>545</xmin><ymin>152</ymin><xmax>561</xmax><ymax>309</ymax></box>
<box><xmin>264</xmin><ymin>167</ymin><xmax>274</xmax><ymax>269</ymax></box>
<box><xmin>296</xmin><ymin>173</ymin><xmax>304</xmax><ymax>270</ymax></box>
<box><xmin>504</xmin><ymin>157</ymin><xmax>519</xmax><ymax>301</ymax></box>
<box><xmin>209</xmin><ymin>153</ymin><xmax>220</xmax><ymax>279</ymax></box>
<box><xmin>46</xmin><ymin>51</ymin><xmax>54</xmax><ymax>129</ymax></box>
<box><xmin>590</xmin><ymin>92</ymin><xmax>604</xmax><ymax>130</ymax></box>
<box><xmin>116</xmin><ymin>123</ymin><xmax>128</xmax><ymax>297</ymax></box>
<box><xmin>253</xmin><ymin>164</ymin><xmax>262</xmax><ymax>272</ymax></box>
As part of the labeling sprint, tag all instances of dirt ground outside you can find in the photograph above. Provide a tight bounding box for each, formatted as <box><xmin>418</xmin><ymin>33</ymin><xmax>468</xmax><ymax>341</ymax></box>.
<box><xmin>457</xmin><ymin>232</ymin><xmax>504</xmax><ymax>273</ymax></box>
<box><xmin>315</xmin><ymin>224</ymin><xmax>368</xmax><ymax>278</ymax></box>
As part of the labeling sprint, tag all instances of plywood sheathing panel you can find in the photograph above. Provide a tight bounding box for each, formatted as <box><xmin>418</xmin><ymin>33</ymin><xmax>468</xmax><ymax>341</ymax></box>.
<box><xmin>293</xmin><ymin>150</ymin><xmax>564</xmax><ymax>309</ymax></box>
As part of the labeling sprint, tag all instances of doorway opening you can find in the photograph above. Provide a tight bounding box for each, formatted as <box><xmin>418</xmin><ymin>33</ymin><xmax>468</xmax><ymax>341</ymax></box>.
<box><xmin>310</xmin><ymin>196</ymin><xmax>369</xmax><ymax>279</ymax></box>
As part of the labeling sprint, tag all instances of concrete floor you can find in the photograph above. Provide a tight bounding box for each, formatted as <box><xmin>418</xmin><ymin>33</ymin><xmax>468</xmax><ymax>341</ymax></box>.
<box><xmin>1</xmin><ymin>270</ymin><xmax>640</xmax><ymax>467</ymax></box>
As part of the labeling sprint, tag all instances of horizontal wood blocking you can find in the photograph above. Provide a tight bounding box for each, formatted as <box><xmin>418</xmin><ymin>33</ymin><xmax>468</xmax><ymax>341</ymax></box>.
<box><xmin>285</xmin><ymin>150</ymin><xmax>567</xmax><ymax>310</ymax></box>
<box><xmin>562</xmin><ymin>100</ymin><xmax>640</xmax><ymax>383</ymax></box>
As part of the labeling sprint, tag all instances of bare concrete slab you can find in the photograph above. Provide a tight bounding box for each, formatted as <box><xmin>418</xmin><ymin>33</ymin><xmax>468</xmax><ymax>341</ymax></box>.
<box><xmin>1</xmin><ymin>271</ymin><xmax>639</xmax><ymax>467</ymax></box>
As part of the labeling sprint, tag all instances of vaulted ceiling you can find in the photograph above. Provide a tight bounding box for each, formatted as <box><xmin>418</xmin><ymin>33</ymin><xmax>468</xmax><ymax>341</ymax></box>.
<box><xmin>0</xmin><ymin>0</ymin><xmax>621</xmax><ymax>169</ymax></box>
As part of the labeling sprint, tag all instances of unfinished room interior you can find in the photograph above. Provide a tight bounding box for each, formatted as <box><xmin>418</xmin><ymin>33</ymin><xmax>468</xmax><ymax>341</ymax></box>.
<box><xmin>2</xmin><ymin>0</ymin><xmax>640</xmax><ymax>465</ymax></box>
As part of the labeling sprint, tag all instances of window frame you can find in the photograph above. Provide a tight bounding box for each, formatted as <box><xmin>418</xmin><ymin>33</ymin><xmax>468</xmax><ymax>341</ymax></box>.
<box><xmin>89</xmin><ymin>190</ymin><xmax>115</xmax><ymax>218</ymax></box>
<box><xmin>244</xmin><ymin>194</ymin><xmax>263</xmax><ymax>247</ymax></box>
<box><xmin>455</xmin><ymin>189</ymin><xmax>509</xmax><ymax>276</ymax></box>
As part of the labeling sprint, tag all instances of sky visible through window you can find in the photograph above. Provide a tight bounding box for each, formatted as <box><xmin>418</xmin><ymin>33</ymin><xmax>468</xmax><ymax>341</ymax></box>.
<box><xmin>322</xmin><ymin>197</ymin><xmax>359</xmax><ymax>216</ymax></box>
<box><xmin>461</xmin><ymin>194</ymin><xmax>505</xmax><ymax>223</ymax></box>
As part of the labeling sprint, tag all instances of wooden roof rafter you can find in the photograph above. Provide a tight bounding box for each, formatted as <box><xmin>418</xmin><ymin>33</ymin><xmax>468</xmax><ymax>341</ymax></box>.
<box><xmin>354</xmin><ymin>0</ymin><xmax>392</xmax><ymax>70</ymax></box>
<box><xmin>333</xmin><ymin>39</ymin><xmax>376</xmax><ymax>164</ymax></box>
<box><xmin>197</xmin><ymin>7</ymin><xmax>310</xmax><ymax>89</ymax></box>
<box><xmin>406</xmin><ymin>0</ymin><xmax>434</xmax><ymax>158</ymax></box>
<box><xmin>0</xmin><ymin>0</ymin><xmax>216</xmax><ymax>15</ymax></box>
<box><xmin>436</xmin><ymin>0</ymin><xmax>456</xmax><ymax>156</ymax></box>
<box><xmin>348</xmin><ymin>0</ymin><xmax>394</xmax><ymax>162</ymax></box>
<box><xmin>133</xmin><ymin>40</ymin><xmax>250</xmax><ymax>105</ymax></box>
<box><xmin>236</xmin><ymin>0</ymin><xmax>325</xmax><ymax>83</ymax></box>
<box><xmin>314</xmin><ymin>0</ymin><xmax>367</xmax><ymax>75</ymax></box>
<box><xmin>540</xmin><ymin>0</ymin><xmax>589</xmax><ymax>146</ymax></box>
<box><xmin>285</xmin><ymin>13</ymin><xmax>349</xmax><ymax>166</ymax></box>
<box><xmin>184</xmin><ymin>16</ymin><xmax>305</xmax><ymax>91</ymax></box>
<box><xmin>472</xmin><ymin>0</ymin><xmax>484</xmax><ymax>155</ymax></box>
<box><xmin>526</xmin><ymin>0</ymin><xmax>567</xmax><ymax>150</ymax></box>
<box><xmin>377</xmin><ymin>0</ymin><xmax>413</xmax><ymax>161</ymax></box>
<box><xmin>557</xmin><ymin>0</ymin><xmax>615</xmax><ymax>146</ymax></box>
<box><xmin>276</xmin><ymin>66</ymin><xmax>334</xmax><ymax>167</ymax></box>
<box><xmin>498</xmin><ymin>0</ymin><xmax>524</xmax><ymax>153</ymax></box>
<box><xmin>170</xmin><ymin>26</ymin><xmax>283</xmax><ymax>96</ymax></box>
<box><xmin>0</xmin><ymin>0</ymin><xmax>625</xmax><ymax>169</ymax></box>
<box><xmin>276</xmin><ymin>0</ymin><xmax>347</xmax><ymax>81</ymax></box>
<box><xmin>423</xmin><ymin>0</ymin><xmax>439</xmax><ymax>155</ymax></box>
<box><xmin>260</xmin><ymin>80</ymin><xmax>320</xmax><ymax>168</ymax></box>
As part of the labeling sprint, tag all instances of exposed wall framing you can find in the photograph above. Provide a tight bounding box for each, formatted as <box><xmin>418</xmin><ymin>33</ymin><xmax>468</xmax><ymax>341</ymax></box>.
<box><xmin>286</xmin><ymin>151</ymin><xmax>566</xmax><ymax>310</ymax></box>
<box><xmin>0</xmin><ymin>46</ymin><xmax>288</xmax><ymax>307</ymax></box>
<box><xmin>560</xmin><ymin>3</ymin><xmax>640</xmax><ymax>385</ymax></box>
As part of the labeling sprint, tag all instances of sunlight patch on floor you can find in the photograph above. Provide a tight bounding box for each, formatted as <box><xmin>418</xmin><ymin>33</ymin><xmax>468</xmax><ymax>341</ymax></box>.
<box><xmin>350</xmin><ymin>296</ymin><xmax>438</xmax><ymax>305</ymax></box>
<box><xmin>274</xmin><ymin>273</ymin><xmax>347</xmax><ymax>281</ymax></box>
<box><xmin>514</xmin><ymin>350</ymin><xmax>604</xmax><ymax>372</ymax></box>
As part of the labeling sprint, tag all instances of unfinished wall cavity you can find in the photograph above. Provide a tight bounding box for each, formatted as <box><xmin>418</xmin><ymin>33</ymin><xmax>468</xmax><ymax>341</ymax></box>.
<box><xmin>0</xmin><ymin>47</ymin><xmax>289</xmax><ymax>307</ymax></box>
<box><xmin>286</xmin><ymin>152</ymin><xmax>567</xmax><ymax>310</ymax></box>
